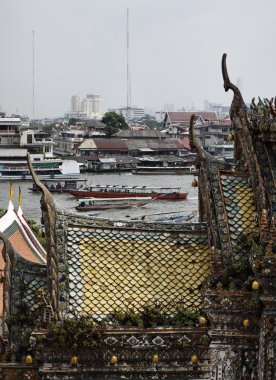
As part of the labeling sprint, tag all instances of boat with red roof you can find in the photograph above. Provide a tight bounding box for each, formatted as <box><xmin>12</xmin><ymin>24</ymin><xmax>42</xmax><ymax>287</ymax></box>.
<box><xmin>63</xmin><ymin>184</ymin><xmax>188</xmax><ymax>200</ymax></box>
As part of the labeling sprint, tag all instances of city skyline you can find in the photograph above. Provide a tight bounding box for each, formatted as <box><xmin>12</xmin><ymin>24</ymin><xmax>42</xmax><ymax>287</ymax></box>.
<box><xmin>0</xmin><ymin>0</ymin><xmax>275</xmax><ymax>118</ymax></box>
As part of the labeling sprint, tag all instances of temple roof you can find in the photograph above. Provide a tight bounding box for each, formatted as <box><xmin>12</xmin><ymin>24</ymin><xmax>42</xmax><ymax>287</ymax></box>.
<box><xmin>56</xmin><ymin>210</ymin><xmax>211</xmax><ymax>317</ymax></box>
<box><xmin>0</xmin><ymin>201</ymin><xmax>46</xmax><ymax>265</ymax></box>
<box><xmin>0</xmin><ymin>197</ymin><xmax>46</xmax><ymax>317</ymax></box>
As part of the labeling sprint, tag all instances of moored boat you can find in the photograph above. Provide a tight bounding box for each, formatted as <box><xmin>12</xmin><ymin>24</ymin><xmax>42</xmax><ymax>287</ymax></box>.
<box><xmin>76</xmin><ymin>197</ymin><xmax>151</xmax><ymax>212</ymax></box>
<box><xmin>132</xmin><ymin>166</ymin><xmax>197</xmax><ymax>175</ymax></box>
<box><xmin>0</xmin><ymin>149</ymin><xmax>80</xmax><ymax>180</ymax></box>
<box><xmin>132</xmin><ymin>156</ymin><xmax>196</xmax><ymax>175</ymax></box>
<box><xmin>28</xmin><ymin>178</ymin><xmax>87</xmax><ymax>193</ymax></box>
<box><xmin>64</xmin><ymin>185</ymin><xmax>188</xmax><ymax>200</ymax></box>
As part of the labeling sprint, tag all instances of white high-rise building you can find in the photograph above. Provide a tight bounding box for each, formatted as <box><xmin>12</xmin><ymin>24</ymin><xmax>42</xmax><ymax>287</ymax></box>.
<box><xmin>71</xmin><ymin>95</ymin><xmax>81</xmax><ymax>113</ymax></box>
<box><xmin>69</xmin><ymin>94</ymin><xmax>101</xmax><ymax>120</ymax></box>
<box><xmin>86</xmin><ymin>94</ymin><xmax>101</xmax><ymax>118</ymax></box>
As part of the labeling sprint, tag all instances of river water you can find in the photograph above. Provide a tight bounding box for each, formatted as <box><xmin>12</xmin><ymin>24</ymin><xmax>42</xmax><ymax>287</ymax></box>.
<box><xmin>0</xmin><ymin>173</ymin><xmax>198</xmax><ymax>225</ymax></box>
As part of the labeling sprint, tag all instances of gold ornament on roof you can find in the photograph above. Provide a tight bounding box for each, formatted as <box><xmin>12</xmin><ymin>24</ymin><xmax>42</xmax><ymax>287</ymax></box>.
<box><xmin>198</xmin><ymin>316</ymin><xmax>207</xmax><ymax>326</ymax></box>
<box><xmin>251</xmin><ymin>280</ymin><xmax>260</xmax><ymax>290</ymax></box>
<box><xmin>243</xmin><ymin>319</ymin><xmax>250</xmax><ymax>328</ymax></box>
<box><xmin>25</xmin><ymin>355</ymin><xmax>33</xmax><ymax>364</ymax></box>
<box><xmin>152</xmin><ymin>354</ymin><xmax>159</xmax><ymax>364</ymax></box>
<box><xmin>191</xmin><ymin>354</ymin><xmax>198</xmax><ymax>364</ymax></box>
<box><xmin>192</xmin><ymin>179</ymin><xmax>198</xmax><ymax>188</ymax></box>
<box><xmin>227</xmin><ymin>132</ymin><xmax>234</xmax><ymax>141</ymax></box>
<box><xmin>70</xmin><ymin>356</ymin><xmax>78</xmax><ymax>365</ymax></box>
<box><xmin>110</xmin><ymin>355</ymin><xmax>118</xmax><ymax>365</ymax></box>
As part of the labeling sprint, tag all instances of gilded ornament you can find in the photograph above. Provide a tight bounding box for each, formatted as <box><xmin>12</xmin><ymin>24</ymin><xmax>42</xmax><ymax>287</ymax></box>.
<box><xmin>25</xmin><ymin>355</ymin><xmax>33</xmax><ymax>364</ymax></box>
<box><xmin>152</xmin><ymin>354</ymin><xmax>159</xmax><ymax>364</ymax></box>
<box><xmin>192</xmin><ymin>179</ymin><xmax>198</xmax><ymax>188</ymax></box>
<box><xmin>243</xmin><ymin>319</ymin><xmax>250</xmax><ymax>328</ymax></box>
<box><xmin>70</xmin><ymin>356</ymin><xmax>78</xmax><ymax>365</ymax></box>
<box><xmin>110</xmin><ymin>355</ymin><xmax>118</xmax><ymax>364</ymax></box>
<box><xmin>198</xmin><ymin>316</ymin><xmax>207</xmax><ymax>326</ymax></box>
<box><xmin>251</xmin><ymin>280</ymin><xmax>260</xmax><ymax>290</ymax></box>
<box><xmin>227</xmin><ymin>132</ymin><xmax>234</xmax><ymax>141</ymax></box>
<box><xmin>191</xmin><ymin>354</ymin><xmax>198</xmax><ymax>364</ymax></box>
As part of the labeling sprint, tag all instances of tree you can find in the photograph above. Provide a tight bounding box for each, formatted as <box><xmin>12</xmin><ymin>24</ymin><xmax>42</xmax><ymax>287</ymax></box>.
<box><xmin>69</xmin><ymin>118</ymin><xmax>77</xmax><ymax>126</ymax></box>
<box><xmin>141</xmin><ymin>119</ymin><xmax>162</xmax><ymax>130</ymax></box>
<box><xmin>101</xmin><ymin>112</ymin><xmax>128</xmax><ymax>137</ymax></box>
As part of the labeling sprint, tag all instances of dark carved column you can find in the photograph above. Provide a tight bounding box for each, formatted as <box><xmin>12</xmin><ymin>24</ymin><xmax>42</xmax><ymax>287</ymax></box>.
<box><xmin>0</xmin><ymin>232</ymin><xmax>15</xmax><ymax>348</ymax></box>
<box><xmin>250</xmin><ymin>213</ymin><xmax>276</xmax><ymax>379</ymax></box>
<box><xmin>27</xmin><ymin>154</ymin><xmax>59</xmax><ymax>320</ymax></box>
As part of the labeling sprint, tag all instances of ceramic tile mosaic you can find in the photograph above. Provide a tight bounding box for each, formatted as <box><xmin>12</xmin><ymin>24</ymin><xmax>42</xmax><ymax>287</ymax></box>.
<box><xmin>66</xmin><ymin>226</ymin><xmax>210</xmax><ymax>316</ymax></box>
<box><xmin>220</xmin><ymin>173</ymin><xmax>258</xmax><ymax>247</ymax></box>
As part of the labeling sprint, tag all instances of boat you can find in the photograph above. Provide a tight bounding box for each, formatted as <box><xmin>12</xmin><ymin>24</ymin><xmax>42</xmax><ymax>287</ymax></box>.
<box><xmin>64</xmin><ymin>185</ymin><xmax>188</xmax><ymax>200</ymax></box>
<box><xmin>76</xmin><ymin>197</ymin><xmax>151</xmax><ymax>212</ymax></box>
<box><xmin>0</xmin><ymin>149</ymin><xmax>80</xmax><ymax>180</ymax></box>
<box><xmin>132</xmin><ymin>165</ymin><xmax>197</xmax><ymax>175</ymax></box>
<box><xmin>131</xmin><ymin>210</ymin><xmax>198</xmax><ymax>223</ymax></box>
<box><xmin>132</xmin><ymin>156</ymin><xmax>197</xmax><ymax>175</ymax></box>
<box><xmin>28</xmin><ymin>178</ymin><xmax>87</xmax><ymax>193</ymax></box>
<box><xmin>156</xmin><ymin>210</ymin><xmax>198</xmax><ymax>222</ymax></box>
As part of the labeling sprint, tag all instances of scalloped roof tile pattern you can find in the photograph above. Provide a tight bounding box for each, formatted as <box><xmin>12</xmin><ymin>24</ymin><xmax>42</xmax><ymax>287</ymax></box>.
<box><xmin>220</xmin><ymin>173</ymin><xmax>258</xmax><ymax>247</ymax></box>
<box><xmin>66</xmin><ymin>226</ymin><xmax>210</xmax><ymax>316</ymax></box>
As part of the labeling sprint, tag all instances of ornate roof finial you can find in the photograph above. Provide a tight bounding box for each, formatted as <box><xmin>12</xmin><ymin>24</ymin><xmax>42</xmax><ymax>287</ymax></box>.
<box><xmin>9</xmin><ymin>179</ymin><xmax>13</xmax><ymax>201</ymax></box>
<box><xmin>260</xmin><ymin>209</ymin><xmax>269</xmax><ymax>232</ymax></box>
<box><xmin>18</xmin><ymin>186</ymin><xmax>22</xmax><ymax>208</ymax></box>
<box><xmin>189</xmin><ymin>114</ymin><xmax>207</xmax><ymax>161</ymax></box>
<box><xmin>222</xmin><ymin>53</ymin><xmax>246</xmax><ymax>117</ymax></box>
<box><xmin>265</xmin><ymin>239</ymin><xmax>273</xmax><ymax>255</ymax></box>
<box><xmin>270</xmin><ymin>217</ymin><xmax>276</xmax><ymax>241</ymax></box>
<box><xmin>27</xmin><ymin>153</ymin><xmax>59</xmax><ymax>320</ymax></box>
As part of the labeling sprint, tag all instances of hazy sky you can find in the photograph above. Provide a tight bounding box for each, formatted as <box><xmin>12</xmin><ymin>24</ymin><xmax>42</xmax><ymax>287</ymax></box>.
<box><xmin>0</xmin><ymin>0</ymin><xmax>275</xmax><ymax>118</ymax></box>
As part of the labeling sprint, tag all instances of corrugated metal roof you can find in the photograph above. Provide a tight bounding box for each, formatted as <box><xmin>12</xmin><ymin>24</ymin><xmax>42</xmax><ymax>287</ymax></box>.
<box><xmin>115</xmin><ymin>130</ymin><xmax>164</xmax><ymax>138</ymax></box>
<box><xmin>166</xmin><ymin>111</ymin><xmax>218</xmax><ymax>123</ymax></box>
<box><xmin>126</xmin><ymin>139</ymin><xmax>183</xmax><ymax>151</ymax></box>
<box><xmin>94</xmin><ymin>139</ymin><xmax>128</xmax><ymax>150</ymax></box>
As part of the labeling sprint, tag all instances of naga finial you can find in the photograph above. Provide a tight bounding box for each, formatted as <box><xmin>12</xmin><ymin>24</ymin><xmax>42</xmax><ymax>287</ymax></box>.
<box><xmin>222</xmin><ymin>53</ymin><xmax>246</xmax><ymax>117</ymax></box>
<box><xmin>189</xmin><ymin>114</ymin><xmax>207</xmax><ymax>161</ymax></box>
<box><xmin>27</xmin><ymin>153</ymin><xmax>59</xmax><ymax>320</ymax></box>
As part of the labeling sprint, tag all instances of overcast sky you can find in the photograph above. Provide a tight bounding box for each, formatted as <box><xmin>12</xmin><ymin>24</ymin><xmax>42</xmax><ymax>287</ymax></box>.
<box><xmin>0</xmin><ymin>0</ymin><xmax>275</xmax><ymax>118</ymax></box>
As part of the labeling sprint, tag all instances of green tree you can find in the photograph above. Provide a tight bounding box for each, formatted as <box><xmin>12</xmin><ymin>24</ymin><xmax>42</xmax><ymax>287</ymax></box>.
<box><xmin>101</xmin><ymin>112</ymin><xmax>128</xmax><ymax>137</ymax></box>
<box><xmin>69</xmin><ymin>118</ymin><xmax>77</xmax><ymax>126</ymax></box>
<box><xmin>141</xmin><ymin>119</ymin><xmax>162</xmax><ymax>130</ymax></box>
<box><xmin>42</xmin><ymin>124</ymin><xmax>55</xmax><ymax>135</ymax></box>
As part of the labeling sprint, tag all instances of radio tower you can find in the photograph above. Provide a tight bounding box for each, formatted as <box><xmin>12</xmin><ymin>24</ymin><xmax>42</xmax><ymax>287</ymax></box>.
<box><xmin>32</xmin><ymin>30</ymin><xmax>35</xmax><ymax>119</ymax></box>
<box><xmin>126</xmin><ymin>8</ymin><xmax>131</xmax><ymax>119</ymax></box>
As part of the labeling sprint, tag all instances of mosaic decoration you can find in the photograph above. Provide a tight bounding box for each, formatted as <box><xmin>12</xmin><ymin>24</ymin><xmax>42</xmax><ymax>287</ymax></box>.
<box><xmin>220</xmin><ymin>173</ymin><xmax>258</xmax><ymax>247</ymax></box>
<box><xmin>65</xmin><ymin>224</ymin><xmax>210</xmax><ymax>316</ymax></box>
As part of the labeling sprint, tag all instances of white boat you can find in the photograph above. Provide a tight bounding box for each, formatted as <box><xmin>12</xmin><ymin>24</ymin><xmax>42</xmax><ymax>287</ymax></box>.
<box><xmin>0</xmin><ymin>149</ymin><xmax>80</xmax><ymax>180</ymax></box>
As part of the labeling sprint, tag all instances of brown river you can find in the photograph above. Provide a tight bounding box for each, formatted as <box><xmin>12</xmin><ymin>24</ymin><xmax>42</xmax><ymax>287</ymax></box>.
<box><xmin>0</xmin><ymin>173</ymin><xmax>198</xmax><ymax>225</ymax></box>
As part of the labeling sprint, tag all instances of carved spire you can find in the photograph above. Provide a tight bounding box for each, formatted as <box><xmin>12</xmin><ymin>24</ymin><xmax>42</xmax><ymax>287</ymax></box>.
<box><xmin>27</xmin><ymin>154</ymin><xmax>59</xmax><ymax>320</ymax></box>
<box><xmin>270</xmin><ymin>217</ymin><xmax>276</xmax><ymax>241</ymax></box>
<box><xmin>260</xmin><ymin>209</ymin><xmax>268</xmax><ymax>230</ymax></box>
<box><xmin>189</xmin><ymin>114</ymin><xmax>207</xmax><ymax>162</ymax></box>
<box><xmin>222</xmin><ymin>53</ymin><xmax>247</xmax><ymax>117</ymax></box>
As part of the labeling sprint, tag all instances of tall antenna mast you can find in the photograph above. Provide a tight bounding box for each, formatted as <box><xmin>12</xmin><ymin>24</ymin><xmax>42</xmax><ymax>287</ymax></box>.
<box><xmin>32</xmin><ymin>30</ymin><xmax>35</xmax><ymax>119</ymax></box>
<box><xmin>126</xmin><ymin>8</ymin><xmax>131</xmax><ymax>113</ymax></box>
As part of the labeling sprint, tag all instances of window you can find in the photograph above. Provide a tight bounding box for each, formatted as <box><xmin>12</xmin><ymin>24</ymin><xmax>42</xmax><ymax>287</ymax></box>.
<box><xmin>27</xmin><ymin>134</ymin><xmax>33</xmax><ymax>144</ymax></box>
